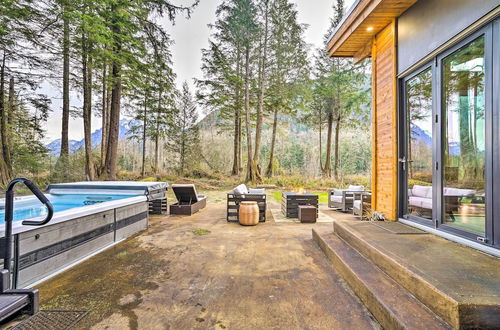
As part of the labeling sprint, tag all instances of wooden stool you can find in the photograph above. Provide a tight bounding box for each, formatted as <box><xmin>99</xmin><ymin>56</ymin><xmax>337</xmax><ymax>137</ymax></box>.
<box><xmin>239</xmin><ymin>201</ymin><xmax>259</xmax><ymax>226</ymax></box>
<box><xmin>298</xmin><ymin>205</ymin><xmax>317</xmax><ymax>223</ymax></box>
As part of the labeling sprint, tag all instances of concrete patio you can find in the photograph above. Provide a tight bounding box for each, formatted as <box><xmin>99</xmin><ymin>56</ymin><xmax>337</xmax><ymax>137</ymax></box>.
<box><xmin>25</xmin><ymin>202</ymin><xmax>380</xmax><ymax>329</ymax></box>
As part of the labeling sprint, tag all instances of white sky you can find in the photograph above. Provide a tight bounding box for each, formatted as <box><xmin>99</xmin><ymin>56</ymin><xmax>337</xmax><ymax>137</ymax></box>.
<box><xmin>43</xmin><ymin>0</ymin><xmax>355</xmax><ymax>142</ymax></box>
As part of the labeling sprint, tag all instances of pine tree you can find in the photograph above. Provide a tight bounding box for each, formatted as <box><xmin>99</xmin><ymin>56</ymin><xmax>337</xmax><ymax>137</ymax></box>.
<box><xmin>168</xmin><ymin>82</ymin><xmax>200</xmax><ymax>175</ymax></box>
<box><xmin>265</xmin><ymin>0</ymin><xmax>309</xmax><ymax>177</ymax></box>
<box><xmin>0</xmin><ymin>0</ymin><xmax>49</xmax><ymax>185</ymax></box>
<box><xmin>198</xmin><ymin>0</ymin><xmax>252</xmax><ymax>177</ymax></box>
<box><xmin>311</xmin><ymin>0</ymin><xmax>370</xmax><ymax>178</ymax></box>
<box><xmin>100</xmin><ymin>0</ymin><xmax>198</xmax><ymax>180</ymax></box>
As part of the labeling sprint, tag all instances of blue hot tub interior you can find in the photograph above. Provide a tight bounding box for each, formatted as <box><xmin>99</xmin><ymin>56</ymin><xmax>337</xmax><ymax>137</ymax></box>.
<box><xmin>0</xmin><ymin>194</ymin><xmax>138</xmax><ymax>223</ymax></box>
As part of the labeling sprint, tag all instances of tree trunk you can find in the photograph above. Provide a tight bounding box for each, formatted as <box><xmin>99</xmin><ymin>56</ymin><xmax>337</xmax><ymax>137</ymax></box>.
<box><xmin>153</xmin><ymin>87</ymin><xmax>162</xmax><ymax>174</ymax></box>
<box><xmin>7</xmin><ymin>77</ymin><xmax>14</xmax><ymax>161</ymax></box>
<box><xmin>100</xmin><ymin>65</ymin><xmax>107</xmax><ymax>169</ymax></box>
<box><xmin>103</xmin><ymin>10</ymin><xmax>122</xmax><ymax>181</ymax></box>
<box><xmin>238</xmin><ymin>114</ymin><xmax>242</xmax><ymax>172</ymax></box>
<box><xmin>319</xmin><ymin>107</ymin><xmax>323</xmax><ymax>172</ymax></box>
<box><xmin>323</xmin><ymin>112</ymin><xmax>333</xmax><ymax>177</ymax></box>
<box><xmin>232</xmin><ymin>110</ymin><xmax>240</xmax><ymax>175</ymax></box>
<box><xmin>0</xmin><ymin>53</ymin><xmax>12</xmax><ymax>183</ymax></box>
<box><xmin>141</xmin><ymin>94</ymin><xmax>147</xmax><ymax>177</ymax></box>
<box><xmin>180</xmin><ymin>130</ymin><xmax>185</xmax><ymax>175</ymax></box>
<box><xmin>333</xmin><ymin>115</ymin><xmax>341</xmax><ymax>180</ymax></box>
<box><xmin>243</xmin><ymin>46</ymin><xmax>254</xmax><ymax>182</ymax></box>
<box><xmin>232</xmin><ymin>50</ymin><xmax>242</xmax><ymax>176</ymax></box>
<box><xmin>103</xmin><ymin>59</ymin><xmax>121</xmax><ymax>180</ymax></box>
<box><xmin>60</xmin><ymin>3</ymin><xmax>70</xmax><ymax>166</ymax></box>
<box><xmin>0</xmin><ymin>54</ymin><xmax>12</xmax><ymax>172</ymax></box>
<box><xmin>82</xmin><ymin>36</ymin><xmax>95</xmax><ymax>181</ymax></box>
<box><xmin>266</xmin><ymin>108</ymin><xmax>278</xmax><ymax>177</ymax></box>
<box><xmin>252</xmin><ymin>0</ymin><xmax>269</xmax><ymax>182</ymax></box>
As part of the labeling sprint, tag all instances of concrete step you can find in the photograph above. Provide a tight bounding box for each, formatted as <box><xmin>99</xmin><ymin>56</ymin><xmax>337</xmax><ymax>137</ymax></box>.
<box><xmin>332</xmin><ymin>220</ymin><xmax>500</xmax><ymax>329</ymax></box>
<box><xmin>313</xmin><ymin>229</ymin><xmax>450</xmax><ymax>330</ymax></box>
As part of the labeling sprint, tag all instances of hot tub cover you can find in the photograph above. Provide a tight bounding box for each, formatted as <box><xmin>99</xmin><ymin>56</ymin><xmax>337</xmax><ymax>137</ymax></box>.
<box><xmin>46</xmin><ymin>181</ymin><xmax>168</xmax><ymax>201</ymax></box>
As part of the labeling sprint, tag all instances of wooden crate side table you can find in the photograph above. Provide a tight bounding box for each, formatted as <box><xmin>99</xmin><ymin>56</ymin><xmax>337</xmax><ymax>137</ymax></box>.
<box><xmin>298</xmin><ymin>205</ymin><xmax>317</xmax><ymax>223</ymax></box>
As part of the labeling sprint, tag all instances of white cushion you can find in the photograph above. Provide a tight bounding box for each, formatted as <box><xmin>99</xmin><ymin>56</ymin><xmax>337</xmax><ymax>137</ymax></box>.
<box><xmin>408</xmin><ymin>196</ymin><xmax>432</xmax><ymax>209</ymax></box>
<box><xmin>411</xmin><ymin>185</ymin><xmax>432</xmax><ymax>198</ymax></box>
<box><xmin>421</xmin><ymin>198</ymin><xmax>432</xmax><ymax>210</ymax></box>
<box><xmin>444</xmin><ymin>187</ymin><xmax>475</xmax><ymax>197</ymax></box>
<box><xmin>330</xmin><ymin>196</ymin><xmax>353</xmax><ymax>202</ymax></box>
<box><xmin>348</xmin><ymin>185</ymin><xmax>364</xmax><ymax>191</ymax></box>
<box><xmin>248</xmin><ymin>188</ymin><xmax>265</xmax><ymax>194</ymax></box>
<box><xmin>234</xmin><ymin>184</ymin><xmax>248</xmax><ymax>195</ymax></box>
<box><xmin>333</xmin><ymin>189</ymin><xmax>344</xmax><ymax>196</ymax></box>
<box><xmin>330</xmin><ymin>196</ymin><xmax>343</xmax><ymax>203</ymax></box>
<box><xmin>353</xmin><ymin>200</ymin><xmax>362</xmax><ymax>209</ymax></box>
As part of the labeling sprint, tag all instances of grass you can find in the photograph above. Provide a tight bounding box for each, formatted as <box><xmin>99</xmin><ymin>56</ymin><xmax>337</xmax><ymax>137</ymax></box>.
<box><xmin>191</xmin><ymin>228</ymin><xmax>211</xmax><ymax>236</ymax></box>
<box><xmin>271</xmin><ymin>191</ymin><xmax>329</xmax><ymax>204</ymax></box>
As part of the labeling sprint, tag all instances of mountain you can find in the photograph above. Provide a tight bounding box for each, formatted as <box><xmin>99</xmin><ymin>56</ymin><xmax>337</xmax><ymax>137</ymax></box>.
<box><xmin>46</xmin><ymin>119</ymin><xmax>138</xmax><ymax>155</ymax></box>
<box><xmin>410</xmin><ymin>125</ymin><xmax>432</xmax><ymax>146</ymax></box>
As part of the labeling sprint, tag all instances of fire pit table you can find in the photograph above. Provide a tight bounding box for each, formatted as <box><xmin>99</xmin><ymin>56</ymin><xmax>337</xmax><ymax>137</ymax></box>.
<box><xmin>281</xmin><ymin>192</ymin><xmax>319</xmax><ymax>218</ymax></box>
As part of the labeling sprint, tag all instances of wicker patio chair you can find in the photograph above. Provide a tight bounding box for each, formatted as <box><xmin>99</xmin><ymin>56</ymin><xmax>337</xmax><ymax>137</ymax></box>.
<box><xmin>353</xmin><ymin>191</ymin><xmax>371</xmax><ymax>219</ymax></box>
<box><xmin>328</xmin><ymin>185</ymin><xmax>365</xmax><ymax>212</ymax></box>
<box><xmin>227</xmin><ymin>184</ymin><xmax>267</xmax><ymax>222</ymax></box>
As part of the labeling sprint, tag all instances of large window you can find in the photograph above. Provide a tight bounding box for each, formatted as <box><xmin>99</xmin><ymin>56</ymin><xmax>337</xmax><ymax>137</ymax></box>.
<box><xmin>442</xmin><ymin>36</ymin><xmax>486</xmax><ymax>235</ymax></box>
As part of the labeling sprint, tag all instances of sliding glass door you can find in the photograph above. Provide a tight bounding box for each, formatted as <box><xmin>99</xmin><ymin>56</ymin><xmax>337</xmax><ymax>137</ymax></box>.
<box><xmin>400</xmin><ymin>21</ymin><xmax>497</xmax><ymax>246</ymax></box>
<box><xmin>441</xmin><ymin>36</ymin><xmax>486</xmax><ymax>236</ymax></box>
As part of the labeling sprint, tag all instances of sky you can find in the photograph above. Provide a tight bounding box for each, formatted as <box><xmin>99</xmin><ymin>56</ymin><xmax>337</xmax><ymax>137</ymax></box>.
<box><xmin>43</xmin><ymin>0</ymin><xmax>356</xmax><ymax>143</ymax></box>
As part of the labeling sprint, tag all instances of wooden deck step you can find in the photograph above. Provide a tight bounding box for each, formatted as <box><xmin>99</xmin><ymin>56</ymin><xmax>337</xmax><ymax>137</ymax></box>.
<box><xmin>313</xmin><ymin>229</ymin><xmax>451</xmax><ymax>330</ymax></box>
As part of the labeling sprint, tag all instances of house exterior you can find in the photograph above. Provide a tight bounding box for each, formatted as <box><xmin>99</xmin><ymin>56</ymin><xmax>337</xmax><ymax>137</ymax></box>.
<box><xmin>327</xmin><ymin>0</ymin><xmax>500</xmax><ymax>255</ymax></box>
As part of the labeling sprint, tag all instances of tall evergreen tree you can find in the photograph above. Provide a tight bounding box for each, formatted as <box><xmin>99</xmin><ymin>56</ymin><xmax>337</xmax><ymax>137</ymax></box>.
<box><xmin>0</xmin><ymin>0</ymin><xmax>49</xmax><ymax>185</ymax></box>
<box><xmin>168</xmin><ymin>82</ymin><xmax>200</xmax><ymax>174</ymax></box>
<box><xmin>311</xmin><ymin>0</ymin><xmax>370</xmax><ymax>178</ymax></box>
<box><xmin>265</xmin><ymin>0</ymin><xmax>309</xmax><ymax>177</ymax></box>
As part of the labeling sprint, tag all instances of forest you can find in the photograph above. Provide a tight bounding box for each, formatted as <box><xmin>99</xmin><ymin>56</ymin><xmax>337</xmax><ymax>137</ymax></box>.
<box><xmin>0</xmin><ymin>0</ymin><xmax>371</xmax><ymax>188</ymax></box>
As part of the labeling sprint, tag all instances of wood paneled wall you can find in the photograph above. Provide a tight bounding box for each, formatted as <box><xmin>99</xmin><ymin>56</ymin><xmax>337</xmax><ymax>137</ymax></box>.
<box><xmin>371</xmin><ymin>21</ymin><xmax>398</xmax><ymax>220</ymax></box>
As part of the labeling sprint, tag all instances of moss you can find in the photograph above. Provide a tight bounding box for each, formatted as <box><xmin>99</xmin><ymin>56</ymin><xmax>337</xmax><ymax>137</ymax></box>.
<box><xmin>191</xmin><ymin>228</ymin><xmax>211</xmax><ymax>236</ymax></box>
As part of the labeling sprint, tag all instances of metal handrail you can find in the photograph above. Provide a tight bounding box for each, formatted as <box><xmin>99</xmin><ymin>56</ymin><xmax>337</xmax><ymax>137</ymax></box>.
<box><xmin>3</xmin><ymin>178</ymin><xmax>54</xmax><ymax>270</ymax></box>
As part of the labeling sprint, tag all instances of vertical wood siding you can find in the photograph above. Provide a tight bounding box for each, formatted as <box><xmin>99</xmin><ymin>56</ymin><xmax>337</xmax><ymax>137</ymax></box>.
<box><xmin>371</xmin><ymin>21</ymin><xmax>398</xmax><ymax>220</ymax></box>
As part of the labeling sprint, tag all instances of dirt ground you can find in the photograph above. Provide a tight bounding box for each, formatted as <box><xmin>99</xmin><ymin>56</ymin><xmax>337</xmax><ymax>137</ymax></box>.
<box><xmin>31</xmin><ymin>200</ymin><xmax>379</xmax><ymax>329</ymax></box>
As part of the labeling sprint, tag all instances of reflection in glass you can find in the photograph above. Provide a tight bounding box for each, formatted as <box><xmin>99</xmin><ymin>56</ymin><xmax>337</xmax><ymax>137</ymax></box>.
<box><xmin>442</xmin><ymin>36</ymin><xmax>485</xmax><ymax>236</ymax></box>
<box><xmin>406</xmin><ymin>68</ymin><xmax>433</xmax><ymax>219</ymax></box>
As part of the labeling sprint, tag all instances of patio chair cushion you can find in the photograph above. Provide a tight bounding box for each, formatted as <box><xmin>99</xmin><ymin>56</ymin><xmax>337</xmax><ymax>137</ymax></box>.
<box><xmin>248</xmin><ymin>188</ymin><xmax>265</xmax><ymax>194</ymax></box>
<box><xmin>411</xmin><ymin>185</ymin><xmax>432</xmax><ymax>198</ymax></box>
<box><xmin>409</xmin><ymin>196</ymin><xmax>432</xmax><ymax>209</ymax></box>
<box><xmin>348</xmin><ymin>185</ymin><xmax>364</xmax><ymax>191</ymax></box>
<box><xmin>333</xmin><ymin>189</ymin><xmax>344</xmax><ymax>196</ymax></box>
<box><xmin>234</xmin><ymin>184</ymin><xmax>249</xmax><ymax>195</ymax></box>
<box><xmin>444</xmin><ymin>187</ymin><xmax>475</xmax><ymax>197</ymax></box>
<box><xmin>330</xmin><ymin>195</ymin><xmax>354</xmax><ymax>203</ymax></box>
<box><xmin>172</xmin><ymin>184</ymin><xmax>201</xmax><ymax>204</ymax></box>
<box><xmin>353</xmin><ymin>200</ymin><xmax>362</xmax><ymax>210</ymax></box>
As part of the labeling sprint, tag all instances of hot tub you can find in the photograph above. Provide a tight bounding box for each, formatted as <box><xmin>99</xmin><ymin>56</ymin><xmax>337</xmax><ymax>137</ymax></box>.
<box><xmin>0</xmin><ymin>189</ymin><xmax>152</xmax><ymax>288</ymax></box>
<box><xmin>46</xmin><ymin>181</ymin><xmax>169</xmax><ymax>214</ymax></box>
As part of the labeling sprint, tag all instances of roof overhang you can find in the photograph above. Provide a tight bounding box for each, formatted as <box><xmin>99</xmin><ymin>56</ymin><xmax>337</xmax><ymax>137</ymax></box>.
<box><xmin>327</xmin><ymin>0</ymin><xmax>419</xmax><ymax>61</ymax></box>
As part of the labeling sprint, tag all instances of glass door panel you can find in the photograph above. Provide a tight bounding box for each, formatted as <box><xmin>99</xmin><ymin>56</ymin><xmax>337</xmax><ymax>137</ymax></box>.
<box><xmin>405</xmin><ymin>68</ymin><xmax>433</xmax><ymax>220</ymax></box>
<box><xmin>442</xmin><ymin>36</ymin><xmax>486</xmax><ymax>236</ymax></box>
